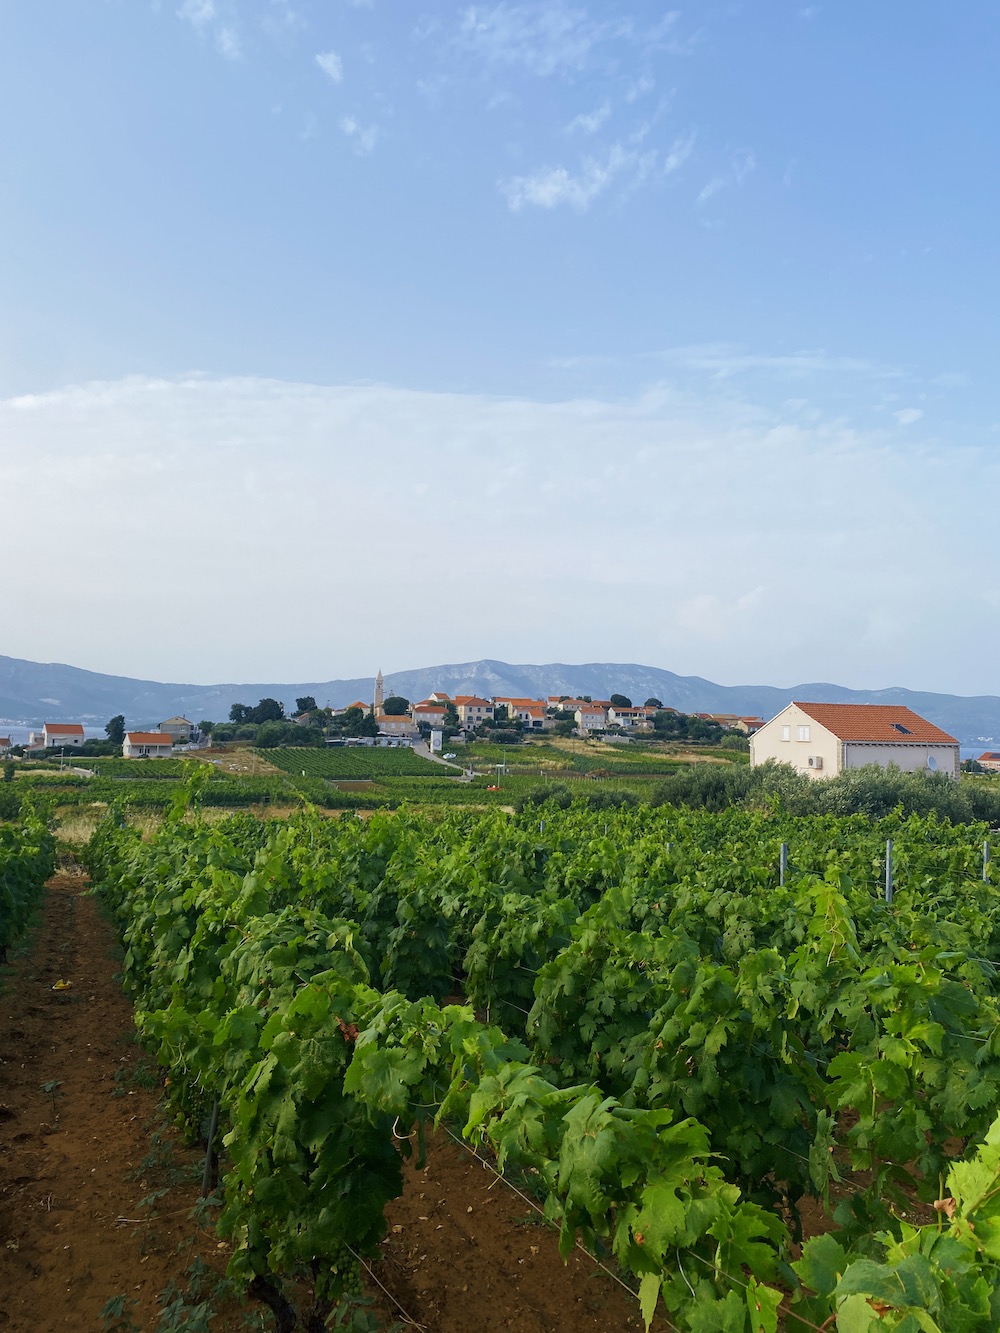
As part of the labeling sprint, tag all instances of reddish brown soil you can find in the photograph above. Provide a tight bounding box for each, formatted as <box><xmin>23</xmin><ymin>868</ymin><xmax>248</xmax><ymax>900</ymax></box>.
<box><xmin>376</xmin><ymin>1133</ymin><xmax>666</xmax><ymax>1332</ymax></box>
<box><xmin>0</xmin><ymin>873</ymin><xmax>659</xmax><ymax>1331</ymax></box>
<box><xmin>0</xmin><ymin>871</ymin><xmax>242</xmax><ymax>1331</ymax></box>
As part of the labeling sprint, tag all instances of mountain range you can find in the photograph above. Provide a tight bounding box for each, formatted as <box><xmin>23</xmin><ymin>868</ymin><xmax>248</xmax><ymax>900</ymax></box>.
<box><xmin>0</xmin><ymin>654</ymin><xmax>998</xmax><ymax>749</ymax></box>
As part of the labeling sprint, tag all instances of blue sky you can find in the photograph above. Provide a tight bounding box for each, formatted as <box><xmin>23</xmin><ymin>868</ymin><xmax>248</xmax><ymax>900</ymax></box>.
<box><xmin>2</xmin><ymin>2</ymin><xmax>999</xmax><ymax>693</ymax></box>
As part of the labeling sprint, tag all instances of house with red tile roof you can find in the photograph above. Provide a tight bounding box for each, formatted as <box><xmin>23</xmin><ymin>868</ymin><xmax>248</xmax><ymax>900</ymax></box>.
<box><xmin>976</xmin><ymin>752</ymin><xmax>1000</xmax><ymax>773</ymax></box>
<box><xmin>574</xmin><ymin>704</ymin><xmax>607</xmax><ymax>733</ymax></box>
<box><xmin>750</xmin><ymin>702</ymin><xmax>960</xmax><ymax>779</ymax></box>
<box><xmin>453</xmin><ymin>696</ymin><xmax>494</xmax><ymax>728</ymax></box>
<box><xmin>123</xmin><ymin>731</ymin><xmax>175</xmax><ymax>759</ymax></box>
<box><xmin>412</xmin><ymin>702</ymin><xmax>447</xmax><ymax>728</ymax></box>
<box><xmin>0</xmin><ymin>736</ymin><xmax>11</xmax><ymax>755</ymax></box>
<box><xmin>493</xmin><ymin>698</ymin><xmax>548</xmax><ymax>730</ymax></box>
<box><xmin>42</xmin><ymin>722</ymin><xmax>85</xmax><ymax>748</ymax></box>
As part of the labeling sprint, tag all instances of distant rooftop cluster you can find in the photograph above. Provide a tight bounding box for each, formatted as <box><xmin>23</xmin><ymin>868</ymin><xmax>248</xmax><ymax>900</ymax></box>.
<box><xmin>340</xmin><ymin>672</ymin><xmax>765</xmax><ymax>741</ymax></box>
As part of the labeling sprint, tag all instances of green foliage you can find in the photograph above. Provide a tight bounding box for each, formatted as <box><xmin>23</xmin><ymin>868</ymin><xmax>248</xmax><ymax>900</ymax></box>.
<box><xmin>381</xmin><ymin>695</ymin><xmax>410</xmax><ymax>716</ymax></box>
<box><xmin>105</xmin><ymin>714</ymin><xmax>126</xmax><ymax>747</ymax></box>
<box><xmin>265</xmin><ymin>746</ymin><xmax>444</xmax><ymax>780</ymax></box>
<box><xmin>84</xmin><ymin>800</ymin><xmax>1000</xmax><ymax>1330</ymax></box>
<box><xmin>0</xmin><ymin>807</ymin><xmax>56</xmax><ymax>957</ymax></box>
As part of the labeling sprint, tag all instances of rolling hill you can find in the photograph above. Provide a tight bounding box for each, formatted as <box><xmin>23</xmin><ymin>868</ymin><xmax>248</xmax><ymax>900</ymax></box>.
<box><xmin>1</xmin><ymin>654</ymin><xmax>998</xmax><ymax>748</ymax></box>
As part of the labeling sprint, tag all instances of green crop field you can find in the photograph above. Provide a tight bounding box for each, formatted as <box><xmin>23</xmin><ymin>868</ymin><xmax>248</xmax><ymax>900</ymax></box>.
<box><xmin>264</xmin><ymin>746</ymin><xmax>449</xmax><ymax>779</ymax></box>
<box><xmin>83</xmin><ymin>799</ymin><xmax>1000</xmax><ymax>1331</ymax></box>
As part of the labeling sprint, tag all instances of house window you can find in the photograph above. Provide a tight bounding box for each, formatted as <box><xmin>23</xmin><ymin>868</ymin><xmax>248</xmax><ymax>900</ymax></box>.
<box><xmin>797</xmin><ymin>725</ymin><xmax>811</xmax><ymax>742</ymax></box>
<box><xmin>781</xmin><ymin>726</ymin><xmax>790</xmax><ymax>742</ymax></box>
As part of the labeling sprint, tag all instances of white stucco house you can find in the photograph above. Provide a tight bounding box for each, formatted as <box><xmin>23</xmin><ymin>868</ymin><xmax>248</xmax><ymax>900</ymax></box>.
<box><xmin>42</xmin><ymin>722</ymin><xmax>85</xmax><ymax>749</ymax></box>
<box><xmin>574</xmin><ymin>704</ymin><xmax>608</xmax><ymax>732</ymax></box>
<box><xmin>750</xmin><ymin>702</ymin><xmax>960</xmax><ymax>780</ymax></box>
<box><xmin>123</xmin><ymin>731</ymin><xmax>175</xmax><ymax>759</ymax></box>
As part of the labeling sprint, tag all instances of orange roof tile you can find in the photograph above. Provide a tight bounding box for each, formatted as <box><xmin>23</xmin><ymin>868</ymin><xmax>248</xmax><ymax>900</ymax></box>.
<box><xmin>44</xmin><ymin>722</ymin><xmax>84</xmax><ymax>735</ymax></box>
<box><xmin>793</xmin><ymin>703</ymin><xmax>958</xmax><ymax>745</ymax></box>
<box><xmin>125</xmin><ymin>732</ymin><xmax>173</xmax><ymax>745</ymax></box>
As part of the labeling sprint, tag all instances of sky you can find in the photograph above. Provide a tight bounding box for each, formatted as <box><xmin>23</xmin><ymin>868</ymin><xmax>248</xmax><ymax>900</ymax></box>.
<box><xmin>2</xmin><ymin>2</ymin><xmax>999</xmax><ymax>694</ymax></box>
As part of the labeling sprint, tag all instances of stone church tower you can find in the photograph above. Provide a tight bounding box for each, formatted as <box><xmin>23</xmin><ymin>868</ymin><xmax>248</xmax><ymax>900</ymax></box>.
<box><xmin>373</xmin><ymin>669</ymin><xmax>384</xmax><ymax>716</ymax></box>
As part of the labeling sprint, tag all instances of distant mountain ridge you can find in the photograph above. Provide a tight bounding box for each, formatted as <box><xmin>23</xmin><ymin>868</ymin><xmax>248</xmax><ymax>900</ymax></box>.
<box><xmin>0</xmin><ymin>653</ymin><xmax>997</xmax><ymax>748</ymax></box>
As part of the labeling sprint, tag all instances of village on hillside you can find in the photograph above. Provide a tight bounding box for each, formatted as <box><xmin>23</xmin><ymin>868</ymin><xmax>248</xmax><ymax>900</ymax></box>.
<box><xmin>4</xmin><ymin>671</ymin><xmax>998</xmax><ymax>780</ymax></box>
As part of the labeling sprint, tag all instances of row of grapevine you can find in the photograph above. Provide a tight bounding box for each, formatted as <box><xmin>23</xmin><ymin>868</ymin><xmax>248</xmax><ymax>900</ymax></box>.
<box><xmin>85</xmin><ymin>797</ymin><xmax>1000</xmax><ymax>1329</ymax></box>
<box><xmin>0</xmin><ymin>805</ymin><xmax>56</xmax><ymax>962</ymax></box>
<box><xmin>264</xmin><ymin>746</ymin><xmax>446</xmax><ymax>780</ymax></box>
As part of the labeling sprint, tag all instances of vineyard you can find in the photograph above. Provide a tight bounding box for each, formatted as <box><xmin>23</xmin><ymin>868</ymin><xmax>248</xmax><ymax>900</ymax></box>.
<box><xmin>70</xmin><ymin>795</ymin><xmax>1000</xmax><ymax>1330</ymax></box>
<box><xmin>0</xmin><ymin>805</ymin><xmax>55</xmax><ymax>962</ymax></box>
<box><xmin>264</xmin><ymin>746</ymin><xmax>449</xmax><ymax>780</ymax></box>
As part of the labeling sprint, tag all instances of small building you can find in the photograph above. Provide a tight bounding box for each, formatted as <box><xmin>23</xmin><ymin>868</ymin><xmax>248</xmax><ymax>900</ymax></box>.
<box><xmin>454</xmin><ymin>696</ymin><xmax>495</xmax><ymax>729</ymax></box>
<box><xmin>0</xmin><ymin>736</ymin><xmax>11</xmax><ymax>755</ymax></box>
<box><xmin>412</xmin><ymin>702</ymin><xmax>447</xmax><ymax>729</ymax></box>
<box><xmin>574</xmin><ymin>704</ymin><xmax>608</xmax><ymax>733</ymax></box>
<box><xmin>42</xmin><ymin>722</ymin><xmax>85</xmax><ymax>749</ymax></box>
<box><xmin>377</xmin><ymin>715</ymin><xmax>419</xmax><ymax>739</ymax></box>
<box><xmin>123</xmin><ymin>731</ymin><xmax>175</xmax><ymax>759</ymax></box>
<box><xmin>606</xmin><ymin>706</ymin><xmax>656</xmax><ymax>731</ymax></box>
<box><xmin>734</xmin><ymin>716</ymin><xmax>764</xmax><ymax>735</ymax></box>
<box><xmin>977</xmin><ymin>752</ymin><xmax>1000</xmax><ymax>773</ymax></box>
<box><xmin>493</xmin><ymin>698</ymin><xmax>548</xmax><ymax>730</ymax></box>
<box><xmin>158</xmin><ymin>716</ymin><xmax>193</xmax><ymax>742</ymax></box>
<box><xmin>750</xmin><ymin>702</ymin><xmax>960</xmax><ymax>780</ymax></box>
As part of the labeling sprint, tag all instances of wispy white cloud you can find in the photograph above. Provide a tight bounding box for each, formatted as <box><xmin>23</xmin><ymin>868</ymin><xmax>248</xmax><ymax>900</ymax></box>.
<box><xmin>216</xmin><ymin>25</ymin><xmax>241</xmax><ymax>59</ymax></box>
<box><xmin>177</xmin><ymin>0</ymin><xmax>240</xmax><ymax>59</ymax></box>
<box><xmin>697</xmin><ymin>148</ymin><xmax>755</xmax><ymax>205</ymax></box>
<box><xmin>502</xmin><ymin>129</ymin><xmax>690</xmax><ymax>213</ymax></box>
<box><xmin>456</xmin><ymin>4</ymin><xmax>685</xmax><ymax>78</ymax></box>
<box><xmin>340</xmin><ymin>115</ymin><xmax>378</xmax><ymax>155</ymax></box>
<box><xmin>663</xmin><ymin>131</ymin><xmax>695</xmax><ymax>176</ymax></box>
<box><xmin>894</xmin><ymin>407</ymin><xmax>924</xmax><ymax>426</ymax></box>
<box><xmin>316</xmin><ymin>50</ymin><xmax>344</xmax><ymax>83</ymax></box>
<box><xmin>564</xmin><ymin>102</ymin><xmax>611</xmax><ymax>135</ymax></box>
<box><xmin>662</xmin><ymin>343</ymin><xmax>906</xmax><ymax>381</ymax></box>
<box><xmin>625</xmin><ymin>73</ymin><xmax>655</xmax><ymax>102</ymax></box>
<box><xmin>501</xmin><ymin>142</ymin><xmax>646</xmax><ymax>212</ymax></box>
<box><xmin>0</xmin><ymin>373</ymin><xmax>992</xmax><ymax>692</ymax></box>
<box><xmin>177</xmin><ymin>0</ymin><xmax>214</xmax><ymax>30</ymax></box>
<box><xmin>458</xmin><ymin>3</ymin><xmax>631</xmax><ymax>76</ymax></box>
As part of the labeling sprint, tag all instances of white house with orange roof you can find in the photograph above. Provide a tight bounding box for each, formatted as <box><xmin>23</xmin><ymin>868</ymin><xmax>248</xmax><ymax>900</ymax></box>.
<box><xmin>751</xmin><ymin>703</ymin><xmax>960</xmax><ymax>780</ymax></box>
<box><xmin>493</xmin><ymin>698</ymin><xmax>547</xmax><ymax>730</ymax></box>
<box><xmin>42</xmin><ymin>722</ymin><xmax>85</xmax><ymax>749</ymax></box>
<box><xmin>123</xmin><ymin>731</ymin><xmax>175</xmax><ymax>759</ymax></box>
<box><xmin>976</xmin><ymin>751</ymin><xmax>1000</xmax><ymax>773</ymax></box>
<box><xmin>574</xmin><ymin>703</ymin><xmax>607</xmax><ymax>733</ymax></box>
<box><xmin>454</xmin><ymin>696</ymin><xmax>494</xmax><ymax>728</ymax></box>
<box><xmin>606</xmin><ymin>705</ymin><xmax>656</xmax><ymax>731</ymax></box>
<box><xmin>412</xmin><ymin>701</ymin><xmax>447</xmax><ymax>729</ymax></box>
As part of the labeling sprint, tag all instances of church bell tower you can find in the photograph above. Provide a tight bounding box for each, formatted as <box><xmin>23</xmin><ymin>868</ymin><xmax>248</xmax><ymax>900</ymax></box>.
<box><xmin>374</xmin><ymin>668</ymin><xmax>384</xmax><ymax>716</ymax></box>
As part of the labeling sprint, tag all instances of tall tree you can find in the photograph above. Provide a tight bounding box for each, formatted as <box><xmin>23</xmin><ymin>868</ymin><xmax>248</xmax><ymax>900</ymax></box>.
<box><xmin>295</xmin><ymin>696</ymin><xmax>318</xmax><ymax>714</ymax></box>
<box><xmin>105</xmin><ymin>714</ymin><xmax>125</xmax><ymax>747</ymax></box>
<box><xmin>250</xmin><ymin>698</ymin><xmax>285</xmax><ymax>724</ymax></box>
<box><xmin>610</xmin><ymin>694</ymin><xmax>633</xmax><ymax>709</ymax></box>
<box><xmin>382</xmin><ymin>696</ymin><xmax>410</xmax><ymax>716</ymax></box>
